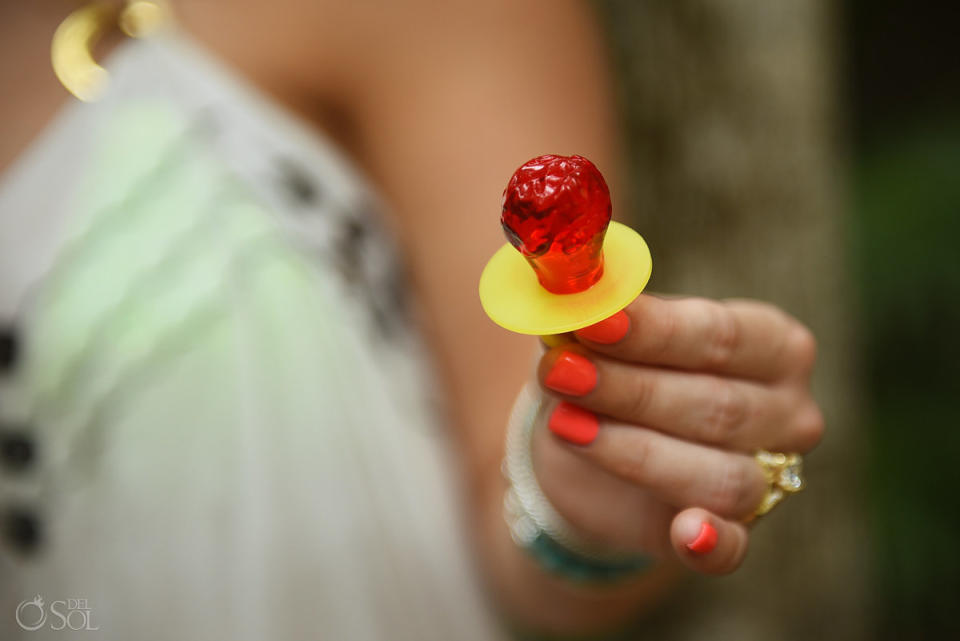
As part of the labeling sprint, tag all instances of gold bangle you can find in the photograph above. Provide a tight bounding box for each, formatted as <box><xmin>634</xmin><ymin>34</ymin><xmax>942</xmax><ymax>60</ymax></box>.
<box><xmin>51</xmin><ymin>1</ymin><xmax>171</xmax><ymax>102</ymax></box>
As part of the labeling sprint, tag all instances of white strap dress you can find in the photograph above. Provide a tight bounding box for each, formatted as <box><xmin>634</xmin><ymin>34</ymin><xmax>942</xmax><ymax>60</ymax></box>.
<box><xmin>0</xmin><ymin>31</ymin><xmax>501</xmax><ymax>641</ymax></box>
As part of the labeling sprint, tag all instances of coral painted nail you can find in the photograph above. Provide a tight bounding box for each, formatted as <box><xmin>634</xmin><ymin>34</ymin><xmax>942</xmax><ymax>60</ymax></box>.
<box><xmin>548</xmin><ymin>402</ymin><xmax>600</xmax><ymax>446</ymax></box>
<box><xmin>576</xmin><ymin>310</ymin><xmax>630</xmax><ymax>344</ymax></box>
<box><xmin>686</xmin><ymin>521</ymin><xmax>718</xmax><ymax>555</ymax></box>
<box><xmin>545</xmin><ymin>352</ymin><xmax>597</xmax><ymax>396</ymax></box>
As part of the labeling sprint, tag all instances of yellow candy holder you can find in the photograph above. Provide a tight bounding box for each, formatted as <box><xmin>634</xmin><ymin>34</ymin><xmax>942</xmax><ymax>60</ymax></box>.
<box><xmin>479</xmin><ymin>221</ymin><xmax>653</xmax><ymax>336</ymax></box>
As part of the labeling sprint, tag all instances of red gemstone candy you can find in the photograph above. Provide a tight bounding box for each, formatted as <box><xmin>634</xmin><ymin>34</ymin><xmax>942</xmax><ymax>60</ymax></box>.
<box><xmin>501</xmin><ymin>154</ymin><xmax>612</xmax><ymax>294</ymax></box>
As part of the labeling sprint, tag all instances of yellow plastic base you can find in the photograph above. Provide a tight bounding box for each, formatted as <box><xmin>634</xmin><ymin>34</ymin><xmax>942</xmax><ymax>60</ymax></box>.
<box><xmin>479</xmin><ymin>221</ymin><xmax>652</xmax><ymax>335</ymax></box>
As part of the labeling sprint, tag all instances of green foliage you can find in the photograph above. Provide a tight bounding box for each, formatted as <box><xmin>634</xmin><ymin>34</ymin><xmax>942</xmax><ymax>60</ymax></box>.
<box><xmin>852</xmin><ymin>118</ymin><xmax>960</xmax><ymax>639</ymax></box>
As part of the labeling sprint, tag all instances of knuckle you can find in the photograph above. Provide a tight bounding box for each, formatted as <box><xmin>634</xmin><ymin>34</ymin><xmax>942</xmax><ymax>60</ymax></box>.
<box><xmin>611</xmin><ymin>431</ymin><xmax>654</xmax><ymax>485</ymax></box>
<box><xmin>623</xmin><ymin>371</ymin><xmax>656</xmax><ymax>420</ymax></box>
<box><xmin>703</xmin><ymin>379</ymin><xmax>748</xmax><ymax>444</ymax></box>
<box><xmin>786</xmin><ymin>325</ymin><xmax>818</xmax><ymax>374</ymax></box>
<box><xmin>793</xmin><ymin>403</ymin><xmax>825</xmax><ymax>452</ymax></box>
<box><xmin>650</xmin><ymin>307</ymin><xmax>680</xmax><ymax>358</ymax></box>
<box><xmin>709</xmin><ymin>459</ymin><xmax>753</xmax><ymax>517</ymax></box>
<box><xmin>705</xmin><ymin>304</ymin><xmax>741</xmax><ymax>369</ymax></box>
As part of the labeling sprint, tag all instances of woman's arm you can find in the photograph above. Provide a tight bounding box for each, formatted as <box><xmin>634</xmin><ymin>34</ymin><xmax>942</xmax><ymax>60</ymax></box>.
<box><xmin>336</xmin><ymin>2</ymin><xmax>685</xmax><ymax>633</ymax></box>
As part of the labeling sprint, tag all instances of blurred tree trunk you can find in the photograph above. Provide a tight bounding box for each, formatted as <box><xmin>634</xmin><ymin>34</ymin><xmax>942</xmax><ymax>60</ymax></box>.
<box><xmin>594</xmin><ymin>1</ymin><xmax>868</xmax><ymax>639</ymax></box>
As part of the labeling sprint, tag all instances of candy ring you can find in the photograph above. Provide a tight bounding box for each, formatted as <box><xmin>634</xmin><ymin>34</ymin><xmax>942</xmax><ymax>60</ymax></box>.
<box><xmin>480</xmin><ymin>221</ymin><xmax>651</xmax><ymax>335</ymax></box>
<box><xmin>479</xmin><ymin>155</ymin><xmax>652</xmax><ymax>336</ymax></box>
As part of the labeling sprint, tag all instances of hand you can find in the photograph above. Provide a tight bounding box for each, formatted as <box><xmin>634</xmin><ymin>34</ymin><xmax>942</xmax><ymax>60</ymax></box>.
<box><xmin>531</xmin><ymin>294</ymin><xmax>824</xmax><ymax>575</ymax></box>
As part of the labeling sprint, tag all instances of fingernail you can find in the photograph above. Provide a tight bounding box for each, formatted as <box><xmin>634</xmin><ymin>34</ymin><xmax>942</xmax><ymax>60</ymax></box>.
<box><xmin>685</xmin><ymin>521</ymin><xmax>718</xmax><ymax>555</ymax></box>
<box><xmin>545</xmin><ymin>352</ymin><xmax>597</xmax><ymax>396</ymax></box>
<box><xmin>548</xmin><ymin>402</ymin><xmax>599</xmax><ymax>446</ymax></box>
<box><xmin>576</xmin><ymin>310</ymin><xmax>630</xmax><ymax>344</ymax></box>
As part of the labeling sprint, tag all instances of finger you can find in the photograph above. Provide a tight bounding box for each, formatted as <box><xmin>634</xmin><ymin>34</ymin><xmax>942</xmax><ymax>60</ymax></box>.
<box><xmin>670</xmin><ymin>507</ymin><xmax>750</xmax><ymax>575</ymax></box>
<box><xmin>548</xmin><ymin>410</ymin><xmax>768</xmax><ymax>520</ymax></box>
<box><xmin>574</xmin><ymin>296</ymin><xmax>817</xmax><ymax>383</ymax></box>
<box><xmin>538</xmin><ymin>347</ymin><xmax>824</xmax><ymax>453</ymax></box>
<box><xmin>532</xmin><ymin>422</ymin><xmax>676</xmax><ymax>557</ymax></box>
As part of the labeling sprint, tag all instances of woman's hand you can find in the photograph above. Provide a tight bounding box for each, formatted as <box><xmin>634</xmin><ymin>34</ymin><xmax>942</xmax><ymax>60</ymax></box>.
<box><xmin>533</xmin><ymin>294</ymin><xmax>824</xmax><ymax>575</ymax></box>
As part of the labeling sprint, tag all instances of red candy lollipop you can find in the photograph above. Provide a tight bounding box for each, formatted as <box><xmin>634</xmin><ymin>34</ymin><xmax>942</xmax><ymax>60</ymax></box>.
<box><xmin>501</xmin><ymin>154</ymin><xmax>611</xmax><ymax>294</ymax></box>
<box><xmin>480</xmin><ymin>154</ymin><xmax>652</xmax><ymax>336</ymax></box>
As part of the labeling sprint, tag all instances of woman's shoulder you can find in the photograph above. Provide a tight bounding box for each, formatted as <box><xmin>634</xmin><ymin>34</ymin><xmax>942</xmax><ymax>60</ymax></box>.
<box><xmin>173</xmin><ymin>0</ymin><xmax>599</xmax><ymax>153</ymax></box>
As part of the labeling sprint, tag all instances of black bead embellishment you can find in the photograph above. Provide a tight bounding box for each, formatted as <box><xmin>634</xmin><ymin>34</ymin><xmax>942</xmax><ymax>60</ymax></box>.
<box><xmin>0</xmin><ymin>326</ymin><xmax>18</xmax><ymax>373</ymax></box>
<box><xmin>0</xmin><ymin>430</ymin><xmax>35</xmax><ymax>471</ymax></box>
<box><xmin>3</xmin><ymin>507</ymin><xmax>42</xmax><ymax>554</ymax></box>
<box><xmin>276</xmin><ymin>157</ymin><xmax>322</xmax><ymax>206</ymax></box>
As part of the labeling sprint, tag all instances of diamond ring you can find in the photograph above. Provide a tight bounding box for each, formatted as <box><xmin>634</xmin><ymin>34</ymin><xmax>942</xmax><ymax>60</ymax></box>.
<box><xmin>751</xmin><ymin>450</ymin><xmax>805</xmax><ymax>519</ymax></box>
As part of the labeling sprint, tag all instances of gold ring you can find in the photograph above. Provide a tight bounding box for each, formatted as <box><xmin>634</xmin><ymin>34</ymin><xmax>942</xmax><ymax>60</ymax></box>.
<box><xmin>751</xmin><ymin>450</ymin><xmax>805</xmax><ymax>518</ymax></box>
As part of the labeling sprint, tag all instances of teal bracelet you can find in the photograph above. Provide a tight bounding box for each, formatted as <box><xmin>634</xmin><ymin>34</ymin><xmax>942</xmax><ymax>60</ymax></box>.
<box><xmin>525</xmin><ymin>530</ymin><xmax>651</xmax><ymax>584</ymax></box>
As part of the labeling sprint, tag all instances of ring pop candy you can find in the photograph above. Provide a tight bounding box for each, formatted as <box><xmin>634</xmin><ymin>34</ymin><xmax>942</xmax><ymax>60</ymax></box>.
<box><xmin>479</xmin><ymin>154</ymin><xmax>652</xmax><ymax>340</ymax></box>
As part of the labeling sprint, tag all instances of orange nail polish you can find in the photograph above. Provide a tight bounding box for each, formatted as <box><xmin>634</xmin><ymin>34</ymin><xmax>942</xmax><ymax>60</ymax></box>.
<box><xmin>576</xmin><ymin>310</ymin><xmax>630</xmax><ymax>344</ymax></box>
<box><xmin>545</xmin><ymin>352</ymin><xmax>597</xmax><ymax>396</ymax></box>
<box><xmin>548</xmin><ymin>402</ymin><xmax>600</xmax><ymax>446</ymax></box>
<box><xmin>686</xmin><ymin>521</ymin><xmax>718</xmax><ymax>555</ymax></box>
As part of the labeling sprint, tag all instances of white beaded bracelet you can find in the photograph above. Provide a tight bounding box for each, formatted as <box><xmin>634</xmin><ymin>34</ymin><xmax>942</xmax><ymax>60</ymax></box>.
<box><xmin>501</xmin><ymin>384</ymin><xmax>652</xmax><ymax>571</ymax></box>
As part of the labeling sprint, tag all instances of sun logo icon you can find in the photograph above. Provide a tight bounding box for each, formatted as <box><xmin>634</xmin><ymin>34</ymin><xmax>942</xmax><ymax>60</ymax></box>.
<box><xmin>15</xmin><ymin>594</ymin><xmax>47</xmax><ymax>631</ymax></box>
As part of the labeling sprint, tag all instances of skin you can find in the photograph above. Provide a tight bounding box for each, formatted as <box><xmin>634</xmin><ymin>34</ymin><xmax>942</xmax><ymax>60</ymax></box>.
<box><xmin>0</xmin><ymin>1</ymin><xmax>823</xmax><ymax>636</ymax></box>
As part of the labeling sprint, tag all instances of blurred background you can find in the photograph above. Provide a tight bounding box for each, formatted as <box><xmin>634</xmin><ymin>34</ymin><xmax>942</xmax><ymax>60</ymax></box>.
<box><xmin>847</xmin><ymin>0</ymin><xmax>959</xmax><ymax>637</ymax></box>
<box><xmin>594</xmin><ymin>1</ymin><xmax>959</xmax><ymax>639</ymax></box>
<box><xmin>3</xmin><ymin>2</ymin><xmax>956</xmax><ymax>639</ymax></box>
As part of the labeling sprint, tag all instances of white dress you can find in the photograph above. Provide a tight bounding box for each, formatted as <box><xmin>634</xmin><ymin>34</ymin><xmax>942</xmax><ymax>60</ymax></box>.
<box><xmin>0</xmin><ymin>32</ymin><xmax>502</xmax><ymax>641</ymax></box>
